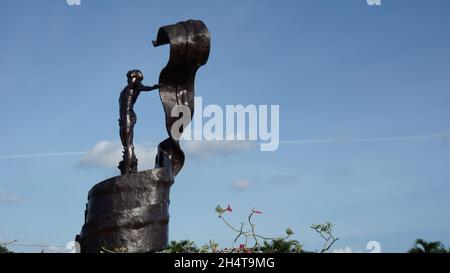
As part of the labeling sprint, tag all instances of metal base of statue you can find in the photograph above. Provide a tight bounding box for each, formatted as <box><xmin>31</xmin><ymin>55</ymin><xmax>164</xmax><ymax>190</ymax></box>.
<box><xmin>75</xmin><ymin>19</ymin><xmax>210</xmax><ymax>253</ymax></box>
<box><xmin>76</xmin><ymin>168</ymin><xmax>173</xmax><ymax>253</ymax></box>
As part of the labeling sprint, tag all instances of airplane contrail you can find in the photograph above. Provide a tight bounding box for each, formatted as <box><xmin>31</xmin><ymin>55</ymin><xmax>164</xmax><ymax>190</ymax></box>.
<box><xmin>0</xmin><ymin>133</ymin><xmax>448</xmax><ymax>159</ymax></box>
<box><xmin>0</xmin><ymin>152</ymin><xmax>86</xmax><ymax>159</ymax></box>
<box><xmin>280</xmin><ymin>133</ymin><xmax>450</xmax><ymax>144</ymax></box>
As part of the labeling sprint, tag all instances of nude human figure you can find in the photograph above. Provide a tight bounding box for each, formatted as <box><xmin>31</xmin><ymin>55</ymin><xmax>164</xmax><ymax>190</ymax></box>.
<box><xmin>118</xmin><ymin>69</ymin><xmax>160</xmax><ymax>175</ymax></box>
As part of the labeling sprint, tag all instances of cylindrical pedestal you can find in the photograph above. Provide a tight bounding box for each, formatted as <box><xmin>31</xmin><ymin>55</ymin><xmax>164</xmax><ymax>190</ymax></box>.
<box><xmin>76</xmin><ymin>168</ymin><xmax>173</xmax><ymax>253</ymax></box>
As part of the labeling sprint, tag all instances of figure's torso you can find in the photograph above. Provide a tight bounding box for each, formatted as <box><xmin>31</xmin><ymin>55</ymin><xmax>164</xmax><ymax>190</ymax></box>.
<box><xmin>119</xmin><ymin>85</ymin><xmax>140</xmax><ymax>116</ymax></box>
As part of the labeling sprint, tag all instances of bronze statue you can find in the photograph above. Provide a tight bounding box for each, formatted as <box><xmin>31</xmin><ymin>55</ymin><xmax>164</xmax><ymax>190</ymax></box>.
<box><xmin>77</xmin><ymin>20</ymin><xmax>210</xmax><ymax>253</ymax></box>
<box><xmin>118</xmin><ymin>20</ymin><xmax>210</xmax><ymax>177</ymax></box>
<box><xmin>153</xmin><ymin>19</ymin><xmax>210</xmax><ymax>177</ymax></box>
<box><xmin>118</xmin><ymin>69</ymin><xmax>159</xmax><ymax>175</ymax></box>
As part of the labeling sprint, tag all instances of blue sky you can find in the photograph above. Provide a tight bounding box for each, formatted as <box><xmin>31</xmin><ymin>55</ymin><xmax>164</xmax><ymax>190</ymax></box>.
<box><xmin>1</xmin><ymin>0</ymin><xmax>450</xmax><ymax>253</ymax></box>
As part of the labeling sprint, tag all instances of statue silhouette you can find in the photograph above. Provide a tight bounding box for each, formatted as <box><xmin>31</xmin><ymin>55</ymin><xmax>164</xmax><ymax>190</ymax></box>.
<box><xmin>118</xmin><ymin>69</ymin><xmax>159</xmax><ymax>175</ymax></box>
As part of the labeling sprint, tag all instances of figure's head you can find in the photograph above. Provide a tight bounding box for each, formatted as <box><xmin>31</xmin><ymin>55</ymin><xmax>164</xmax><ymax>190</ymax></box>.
<box><xmin>127</xmin><ymin>69</ymin><xmax>144</xmax><ymax>83</ymax></box>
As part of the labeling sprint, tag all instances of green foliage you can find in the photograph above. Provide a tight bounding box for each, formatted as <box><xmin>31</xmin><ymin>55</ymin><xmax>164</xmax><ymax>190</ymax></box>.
<box><xmin>285</xmin><ymin>228</ymin><xmax>294</xmax><ymax>236</ymax></box>
<box><xmin>214</xmin><ymin>204</ymin><xmax>299</xmax><ymax>250</ymax></box>
<box><xmin>408</xmin><ymin>239</ymin><xmax>448</xmax><ymax>253</ymax></box>
<box><xmin>161</xmin><ymin>205</ymin><xmax>341</xmax><ymax>253</ymax></box>
<box><xmin>0</xmin><ymin>245</ymin><xmax>12</xmax><ymax>253</ymax></box>
<box><xmin>311</xmin><ymin>222</ymin><xmax>339</xmax><ymax>253</ymax></box>
<box><xmin>162</xmin><ymin>238</ymin><xmax>303</xmax><ymax>253</ymax></box>
<box><xmin>100</xmin><ymin>246</ymin><xmax>128</xmax><ymax>253</ymax></box>
<box><xmin>161</xmin><ymin>240</ymin><xmax>200</xmax><ymax>253</ymax></box>
<box><xmin>260</xmin><ymin>239</ymin><xmax>303</xmax><ymax>253</ymax></box>
<box><xmin>200</xmin><ymin>240</ymin><xmax>220</xmax><ymax>253</ymax></box>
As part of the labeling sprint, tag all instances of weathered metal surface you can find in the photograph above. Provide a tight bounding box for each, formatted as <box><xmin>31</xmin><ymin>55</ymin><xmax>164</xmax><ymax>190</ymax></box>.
<box><xmin>77</xmin><ymin>169</ymin><xmax>173</xmax><ymax>253</ymax></box>
<box><xmin>153</xmin><ymin>19</ymin><xmax>210</xmax><ymax>177</ymax></box>
<box><xmin>76</xmin><ymin>19</ymin><xmax>210</xmax><ymax>253</ymax></box>
<box><xmin>118</xmin><ymin>70</ymin><xmax>159</xmax><ymax>175</ymax></box>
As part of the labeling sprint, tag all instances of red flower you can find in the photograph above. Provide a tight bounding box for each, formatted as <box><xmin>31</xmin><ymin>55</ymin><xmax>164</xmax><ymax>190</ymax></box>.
<box><xmin>225</xmin><ymin>204</ymin><xmax>232</xmax><ymax>213</ymax></box>
<box><xmin>239</xmin><ymin>244</ymin><xmax>252</xmax><ymax>253</ymax></box>
<box><xmin>252</xmin><ymin>208</ymin><xmax>262</xmax><ymax>214</ymax></box>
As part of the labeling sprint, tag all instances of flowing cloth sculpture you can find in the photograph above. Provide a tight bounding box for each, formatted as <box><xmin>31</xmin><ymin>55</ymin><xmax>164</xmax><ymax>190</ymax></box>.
<box><xmin>153</xmin><ymin>19</ymin><xmax>210</xmax><ymax>178</ymax></box>
<box><xmin>76</xmin><ymin>20</ymin><xmax>210</xmax><ymax>253</ymax></box>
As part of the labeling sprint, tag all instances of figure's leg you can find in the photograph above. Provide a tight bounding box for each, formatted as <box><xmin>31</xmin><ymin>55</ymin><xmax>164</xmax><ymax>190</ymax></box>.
<box><xmin>119</xmin><ymin>117</ymin><xmax>128</xmax><ymax>174</ymax></box>
<box><xmin>119</xmin><ymin>114</ymin><xmax>135</xmax><ymax>174</ymax></box>
<box><xmin>127</xmin><ymin>114</ymin><xmax>138</xmax><ymax>172</ymax></box>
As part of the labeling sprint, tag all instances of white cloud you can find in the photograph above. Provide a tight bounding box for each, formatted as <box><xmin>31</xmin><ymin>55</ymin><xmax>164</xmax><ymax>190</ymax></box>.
<box><xmin>78</xmin><ymin>140</ymin><xmax>156</xmax><ymax>170</ymax></box>
<box><xmin>78</xmin><ymin>139</ymin><xmax>253</xmax><ymax>170</ymax></box>
<box><xmin>232</xmin><ymin>179</ymin><xmax>251</xmax><ymax>191</ymax></box>
<box><xmin>41</xmin><ymin>246</ymin><xmax>71</xmax><ymax>253</ymax></box>
<box><xmin>134</xmin><ymin>145</ymin><xmax>158</xmax><ymax>170</ymax></box>
<box><xmin>0</xmin><ymin>190</ymin><xmax>20</xmax><ymax>203</ymax></box>
<box><xmin>78</xmin><ymin>141</ymin><xmax>121</xmax><ymax>169</ymax></box>
<box><xmin>182</xmin><ymin>140</ymin><xmax>256</xmax><ymax>160</ymax></box>
<box><xmin>333</xmin><ymin>247</ymin><xmax>353</xmax><ymax>253</ymax></box>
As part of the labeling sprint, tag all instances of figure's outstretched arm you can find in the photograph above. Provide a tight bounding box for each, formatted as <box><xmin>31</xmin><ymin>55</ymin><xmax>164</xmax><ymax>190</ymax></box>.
<box><xmin>140</xmin><ymin>84</ymin><xmax>161</xmax><ymax>92</ymax></box>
